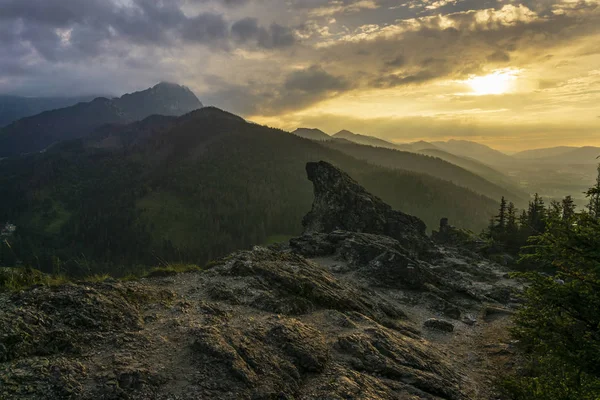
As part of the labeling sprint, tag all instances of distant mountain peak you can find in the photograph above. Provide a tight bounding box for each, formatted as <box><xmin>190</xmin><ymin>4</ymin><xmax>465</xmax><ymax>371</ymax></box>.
<box><xmin>186</xmin><ymin>106</ymin><xmax>246</xmax><ymax>123</ymax></box>
<box><xmin>333</xmin><ymin>130</ymin><xmax>400</xmax><ymax>150</ymax></box>
<box><xmin>431</xmin><ymin>140</ymin><xmax>511</xmax><ymax>165</ymax></box>
<box><xmin>292</xmin><ymin>128</ymin><xmax>331</xmax><ymax>141</ymax></box>
<box><xmin>295</xmin><ymin>127</ymin><xmax>327</xmax><ymax>133</ymax></box>
<box><xmin>91</xmin><ymin>97</ymin><xmax>111</xmax><ymax>103</ymax></box>
<box><xmin>0</xmin><ymin>83</ymin><xmax>204</xmax><ymax>157</ymax></box>
<box><xmin>152</xmin><ymin>81</ymin><xmax>195</xmax><ymax>94</ymax></box>
<box><xmin>154</xmin><ymin>81</ymin><xmax>184</xmax><ymax>88</ymax></box>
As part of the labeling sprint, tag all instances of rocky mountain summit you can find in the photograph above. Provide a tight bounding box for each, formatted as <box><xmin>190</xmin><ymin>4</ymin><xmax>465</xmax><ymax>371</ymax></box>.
<box><xmin>0</xmin><ymin>162</ymin><xmax>519</xmax><ymax>399</ymax></box>
<box><xmin>0</xmin><ymin>83</ymin><xmax>203</xmax><ymax>157</ymax></box>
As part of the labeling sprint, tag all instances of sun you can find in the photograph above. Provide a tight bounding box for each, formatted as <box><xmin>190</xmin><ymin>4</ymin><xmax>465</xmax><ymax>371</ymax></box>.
<box><xmin>466</xmin><ymin>69</ymin><xmax>519</xmax><ymax>95</ymax></box>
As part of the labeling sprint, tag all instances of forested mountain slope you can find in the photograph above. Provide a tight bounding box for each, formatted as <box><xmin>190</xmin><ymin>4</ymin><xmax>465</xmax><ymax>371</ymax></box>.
<box><xmin>333</xmin><ymin>130</ymin><xmax>399</xmax><ymax>149</ymax></box>
<box><xmin>325</xmin><ymin>140</ymin><xmax>528</xmax><ymax>205</ymax></box>
<box><xmin>292</xmin><ymin>128</ymin><xmax>331</xmax><ymax>141</ymax></box>
<box><xmin>432</xmin><ymin>140</ymin><xmax>513</xmax><ymax>166</ymax></box>
<box><xmin>417</xmin><ymin>148</ymin><xmax>524</xmax><ymax>197</ymax></box>
<box><xmin>0</xmin><ymin>108</ymin><xmax>498</xmax><ymax>274</ymax></box>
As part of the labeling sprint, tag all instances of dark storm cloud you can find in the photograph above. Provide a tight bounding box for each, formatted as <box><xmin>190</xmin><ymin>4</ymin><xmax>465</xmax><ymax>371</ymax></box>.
<box><xmin>0</xmin><ymin>0</ymin><xmax>307</xmax><ymax>97</ymax></box>
<box><xmin>284</xmin><ymin>66</ymin><xmax>350</xmax><ymax>93</ymax></box>
<box><xmin>308</xmin><ymin>1</ymin><xmax>600</xmax><ymax>91</ymax></box>
<box><xmin>385</xmin><ymin>55</ymin><xmax>406</xmax><ymax>68</ymax></box>
<box><xmin>1</xmin><ymin>0</ymin><xmax>600</xmax><ymax>123</ymax></box>
<box><xmin>201</xmin><ymin>66</ymin><xmax>351</xmax><ymax>115</ymax></box>
<box><xmin>0</xmin><ymin>0</ymin><xmax>295</xmax><ymax>63</ymax></box>
<box><xmin>372</xmin><ymin>71</ymin><xmax>437</xmax><ymax>88</ymax></box>
<box><xmin>190</xmin><ymin>0</ymin><xmax>251</xmax><ymax>6</ymax></box>
<box><xmin>231</xmin><ymin>18</ymin><xmax>296</xmax><ymax>48</ymax></box>
<box><xmin>181</xmin><ymin>13</ymin><xmax>229</xmax><ymax>43</ymax></box>
<box><xmin>197</xmin><ymin>0</ymin><xmax>600</xmax><ymax>116</ymax></box>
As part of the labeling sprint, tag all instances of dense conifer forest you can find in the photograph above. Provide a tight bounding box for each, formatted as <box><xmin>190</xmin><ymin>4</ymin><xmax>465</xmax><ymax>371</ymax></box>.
<box><xmin>0</xmin><ymin>109</ymin><xmax>499</xmax><ymax>276</ymax></box>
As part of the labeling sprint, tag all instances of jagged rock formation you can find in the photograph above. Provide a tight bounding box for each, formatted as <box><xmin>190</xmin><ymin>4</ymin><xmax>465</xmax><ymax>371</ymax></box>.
<box><xmin>303</xmin><ymin>161</ymin><xmax>430</xmax><ymax>255</ymax></box>
<box><xmin>0</xmin><ymin>161</ymin><xmax>520</xmax><ymax>399</ymax></box>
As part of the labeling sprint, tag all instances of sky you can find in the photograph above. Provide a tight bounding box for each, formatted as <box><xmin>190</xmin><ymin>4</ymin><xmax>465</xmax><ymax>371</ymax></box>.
<box><xmin>0</xmin><ymin>0</ymin><xmax>599</xmax><ymax>151</ymax></box>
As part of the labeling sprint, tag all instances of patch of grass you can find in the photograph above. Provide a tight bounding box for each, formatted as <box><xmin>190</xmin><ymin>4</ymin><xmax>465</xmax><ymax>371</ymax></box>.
<box><xmin>81</xmin><ymin>274</ymin><xmax>112</xmax><ymax>283</ymax></box>
<box><xmin>144</xmin><ymin>264</ymin><xmax>201</xmax><ymax>278</ymax></box>
<box><xmin>0</xmin><ymin>267</ymin><xmax>70</xmax><ymax>292</ymax></box>
<box><xmin>0</xmin><ymin>262</ymin><xmax>203</xmax><ymax>292</ymax></box>
<box><xmin>204</xmin><ymin>259</ymin><xmax>225</xmax><ymax>269</ymax></box>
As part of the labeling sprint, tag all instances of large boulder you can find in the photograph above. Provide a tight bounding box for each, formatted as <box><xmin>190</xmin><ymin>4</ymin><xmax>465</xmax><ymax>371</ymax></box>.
<box><xmin>303</xmin><ymin>161</ymin><xmax>431</xmax><ymax>255</ymax></box>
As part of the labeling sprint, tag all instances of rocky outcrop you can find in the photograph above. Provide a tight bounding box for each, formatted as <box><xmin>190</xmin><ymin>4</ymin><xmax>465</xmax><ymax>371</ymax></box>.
<box><xmin>432</xmin><ymin>218</ymin><xmax>483</xmax><ymax>251</ymax></box>
<box><xmin>424</xmin><ymin>318</ymin><xmax>455</xmax><ymax>333</ymax></box>
<box><xmin>202</xmin><ymin>247</ymin><xmax>406</xmax><ymax>322</ymax></box>
<box><xmin>0</xmin><ymin>161</ymin><xmax>520</xmax><ymax>399</ymax></box>
<box><xmin>291</xmin><ymin>231</ymin><xmax>437</xmax><ymax>289</ymax></box>
<box><xmin>303</xmin><ymin>161</ymin><xmax>430</xmax><ymax>255</ymax></box>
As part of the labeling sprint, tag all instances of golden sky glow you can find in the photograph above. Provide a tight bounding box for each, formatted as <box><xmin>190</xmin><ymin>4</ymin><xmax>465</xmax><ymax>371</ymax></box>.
<box><xmin>465</xmin><ymin>70</ymin><xmax>519</xmax><ymax>96</ymax></box>
<box><xmin>1</xmin><ymin>0</ymin><xmax>599</xmax><ymax>151</ymax></box>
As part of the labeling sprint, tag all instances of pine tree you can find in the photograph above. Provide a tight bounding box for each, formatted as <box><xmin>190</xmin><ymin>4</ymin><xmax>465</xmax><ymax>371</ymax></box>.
<box><xmin>504</xmin><ymin>202</ymin><xmax>521</xmax><ymax>254</ymax></box>
<box><xmin>487</xmin><ymin>216</ymin><xmax>496</xmax><ymax>239</ymax></box>
<box><xmin>561</xmin><ymin>195</ymin><xmax>576</xmax><ymax>220</ymax></box>
<box><xmin>496</xmin><ymin>196</ymin><xmax>508</xmax><ymax>231</ymax></box>
<box><xmin>586</xmin><ymin>164</ymin><xmax>600</xmax><ymax>218</ymax></box>
<box><xmin>518</xmin><ymin>209</ymin><xmax>531</xmax><ymax>240</ymax></box>
<box><xmin>506</xmin><ymin>202</ymin><xmax>517</xmax><ymax>234</ymax></box>
<box><xmin>547</xmin><ymin>200</ymin><xmax>562</xmax><ymax>221</ymax></box>
<box><xmin>528</xmin><ymin>193</ymin><xmax>546</xmax><ymax>234</ymax></box>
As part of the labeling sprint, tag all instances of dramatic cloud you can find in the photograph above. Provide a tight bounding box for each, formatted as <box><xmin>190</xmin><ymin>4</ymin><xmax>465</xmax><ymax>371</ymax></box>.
<box><xmin>1</xmin><ymin>0</ymin><xmax>599</xmax><ymax>149</ymax></box>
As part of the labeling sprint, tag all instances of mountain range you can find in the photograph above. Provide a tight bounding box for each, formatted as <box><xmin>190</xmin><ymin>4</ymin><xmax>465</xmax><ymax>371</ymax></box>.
<box><xmin>513</xmin><ymin>146</ymin><xmax>600</xmax><ymax>164</ymax></box>
<box><xmin>430</xmin><ymin>139</ymin><xmax>514</xmax><ymax>166</ymax></box>
<box><xmin>0</xmin><ymin>107</ymin><xmax>500</xmax><ymax>274</ymax></box>
<box><xmin>310</xmin><ymin>129</ymin><xmax>600</xmax><ymax>205</ymax></box>
<box><xmin>1</xmin><ymin>82</ymin><xmax>598</xmax><ymax>273</ymax></box>
<box><xmin>322</xmin><ymin>140</ymin><xmax>529</xmax><ymax>204</ymax></box>
<box><xmin>292</xmin><ymin>128</ymin><xmax>528</xmax><ymax>203</ymax></box>
<box><xmin>292</xmin><ymin>128</ymin><xmax>331</xmax><ymax>141</ymax></box>
<box><xmin>0</xmin><ymin>82</ymin><xmax>202</xmax><ymax>157</ymax></box>
<box><xmin>332</xmin><ymin>129</ymin><xmax>404</xmax><ymax>150</ymax></box>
